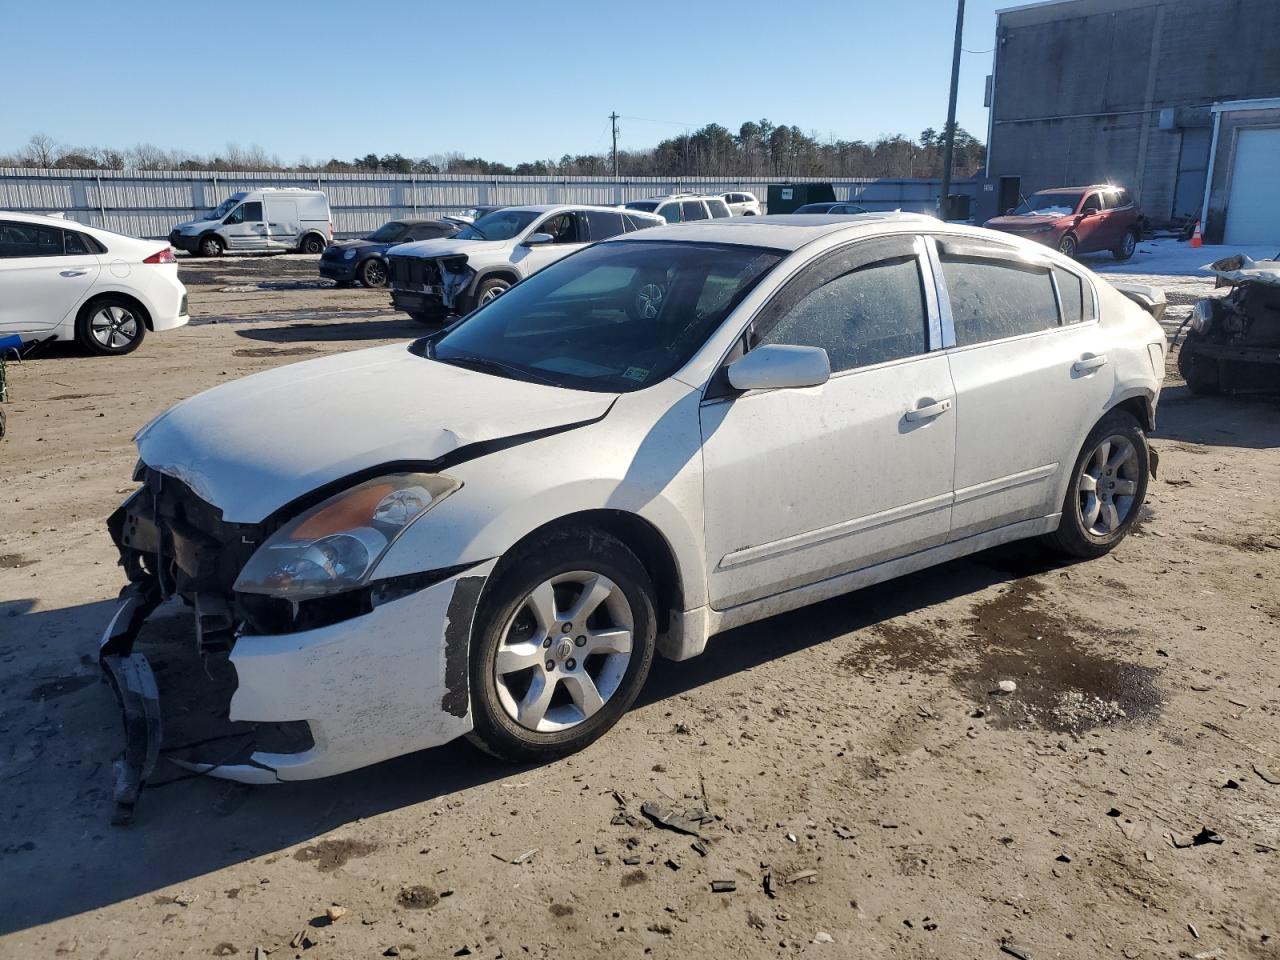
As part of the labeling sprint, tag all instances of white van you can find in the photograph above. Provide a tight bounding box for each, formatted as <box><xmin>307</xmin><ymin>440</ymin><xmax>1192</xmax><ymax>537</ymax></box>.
<box><xmin>168</xmin><ymin>188</ymin><xmax>332</xmax><ymax>257</ymax></box>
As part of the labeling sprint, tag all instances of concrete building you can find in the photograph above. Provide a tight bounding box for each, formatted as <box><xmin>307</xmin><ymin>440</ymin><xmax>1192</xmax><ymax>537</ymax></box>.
<box><xmin>984</xmin><ymin>0</ymin><xmax>1280</xmax><ymax>244</ymax></box>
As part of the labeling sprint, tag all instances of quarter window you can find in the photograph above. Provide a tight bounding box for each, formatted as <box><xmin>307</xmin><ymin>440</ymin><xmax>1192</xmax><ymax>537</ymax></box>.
<box><xmin>1053</xmin><ymin>267</ymin><xmax>1086</xmax><ymax>324</ymax></box>
<box><xmin>941</xmin><ymin>258</ymin><xmax>1061</xmax><ymax>345</ymax></box>
<box><xmin>759</xmin><ymin>254</ymin><xmax>930</xmax><ymax>372</ymax></box>
<box><xmin>63</xmin><ymin>230</ymin><xmax>92</xmax><ymax>255</ymax></box>
<box><xmin>707</xmin><ymin>199</ymin><xmax>732</xmax><ymax>218</ymax></box>
<box><xmin>658</xmin><ymin>203</ymin><xmax>683</xmax><ymax>223</ymax></box>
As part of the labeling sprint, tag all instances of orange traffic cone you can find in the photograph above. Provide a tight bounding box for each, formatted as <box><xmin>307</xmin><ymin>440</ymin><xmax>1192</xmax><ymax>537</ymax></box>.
<box><xmin>1189</xmin><ymin>220</ymin><xmax>1203</xmax><ymax>248</ymax></box>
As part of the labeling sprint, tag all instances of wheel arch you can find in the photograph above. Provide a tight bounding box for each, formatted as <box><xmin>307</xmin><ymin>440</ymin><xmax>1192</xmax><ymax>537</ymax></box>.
<box><xmin>299</xmin><ymin>231</ymin><xmax>327</xmax><ymax>252</ymax></box>
<box><xmin>78</xmin><ymin>289</ymin><xmax>154</xmax><ymax>331</ymax></box>
<box><xmin>490</xmin><ymin>509</ymin><xmax>685</xmax><ymax>645</ymax></box>
<box><xmin>465</xmin><ymin>265</ymin><xmax>521</xmax><ymax>298</ymax></box>
<box><xmin>1106</xmin><ymin>389</ymin><xmax>1156</xmax><ymax>432</ymax></box>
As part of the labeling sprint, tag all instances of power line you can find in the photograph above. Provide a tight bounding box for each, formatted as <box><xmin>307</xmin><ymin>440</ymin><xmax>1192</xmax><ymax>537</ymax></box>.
<box><xmin>618</xmin><ymin>114</ymin><xmax>698</xmax><ymax>129</ymax></box>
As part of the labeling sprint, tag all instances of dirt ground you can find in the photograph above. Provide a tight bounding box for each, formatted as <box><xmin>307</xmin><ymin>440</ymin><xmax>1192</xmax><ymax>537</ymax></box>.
<box><xmin>1</xmin><ymin>252</ymin><xmax>1278</xmax><ymax>960</ymax></box>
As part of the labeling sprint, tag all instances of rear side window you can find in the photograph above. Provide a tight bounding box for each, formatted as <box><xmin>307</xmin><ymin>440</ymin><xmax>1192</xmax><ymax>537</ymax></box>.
<box><xmin>760</xmin><ymin>254</ymin><xmax>930</xmax><ymax>373</ymax></box>
<box><xmin>584</xmin><ymin>210</ymin><xmax>627</xmax><ymax>240</ymax></box>
<box><xmin>681</xmin><ymin>200</ymin><xmax>708</xmax><ymax>221</ymax></box>
<box><xmin>63</xmin><ymin>229</ymin><xmax>95</xmax><ymax>255</ymax></box>
<box><xmin>658</xmin><ymin>203</ymin><xmax>682</xmax><ymax>223</ymax></box>
<box><xmin>1053</xmin><ymin>267</ymin><xmax>1089</xmax><ymax>323</ymax></box>
<box><xmin>942</xmin><ymin>258</ymin><xmax>1060</xmax><ymax>345</ymax></box>
<box><xmin>707</xmin><ymin>199</ymin><xmax>731</xmax><ymax>218</ymax></box>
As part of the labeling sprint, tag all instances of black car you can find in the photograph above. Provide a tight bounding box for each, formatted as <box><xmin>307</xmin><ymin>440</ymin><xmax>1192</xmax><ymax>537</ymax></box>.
<box><xmin>790</xmin><ymin>201</ymin><xmax>869</xmax><ymax>215</ymax></box>
<box><xmin>319</xmin><ymin>219</ymin><xmax>461</xmax><ymax>287</ymax></box>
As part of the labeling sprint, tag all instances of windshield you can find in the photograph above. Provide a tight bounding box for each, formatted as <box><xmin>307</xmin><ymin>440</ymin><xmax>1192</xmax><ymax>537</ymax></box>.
<box><xmin>203</xmin><ymin>196</ymin><xmax>242</xmax><ymax>221</ymax></box>
<box><xmin>456</xmin><ymin>209</ymin><xmax>538</xmax><ymax>241</ymax></box>
<box><xmin>1013</xmin><ymin>192</ymin><xmax>1082</xmax><ymax>217</ymax></box>
<box><xmin>429</xmin><ymin>241</ymin><xmax>784</xmax><ymax>392</ymax></box>
<box><xmin>367</xmin><ymin>221</ymin><xmax>410</xmax><ymax>242</ymax></box>
<box><xmin>625</xmin><ymin>201</ymin><xmax>659</xmax><ymax>213</ymax></box>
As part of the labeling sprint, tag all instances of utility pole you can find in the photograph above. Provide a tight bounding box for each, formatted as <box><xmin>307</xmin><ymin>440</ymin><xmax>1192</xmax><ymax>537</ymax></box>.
<box><xmin>940</xmin><ymin>0</ymin><xmax>965</xmax><ymax>219</ymax></box>
<box><xmin>609</xmin><ymin>112</ymin><xmax>620</xmax><ymax>177</ymax></box>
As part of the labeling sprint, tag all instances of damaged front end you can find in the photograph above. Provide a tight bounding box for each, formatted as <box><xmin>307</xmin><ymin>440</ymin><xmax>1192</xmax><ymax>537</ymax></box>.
<box><xmin>1179</xmin><ymin>253</ymin><xmax>1280</xmax><ymax>395</ymax></box>
<box><xmin>387</xmin><ymin>253</ymin><xmax>474</xmax><ymax>314</ymax></box>
<box><xmin>100</xmin><ymin>466</ymin><xmax>490</xmax><ymax>821</ymax></box>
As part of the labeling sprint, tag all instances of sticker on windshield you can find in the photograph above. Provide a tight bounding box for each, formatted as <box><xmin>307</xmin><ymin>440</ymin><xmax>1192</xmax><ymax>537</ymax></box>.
<box><xmin>622</xmin><ymin>366</ymin><xmax>649</xmax><ymax>383</ymax></box>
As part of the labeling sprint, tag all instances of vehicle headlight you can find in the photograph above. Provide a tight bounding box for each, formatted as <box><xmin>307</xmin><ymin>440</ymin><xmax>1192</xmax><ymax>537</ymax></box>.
<box><xmin>234</xmin><ymin>473</ymin><xmax>460</xmax><ymax>600</ymax></box>
<box><xmin>1189</xmin><ymin>298</ymin><xmax>1215</xmax><ymax>334</ymax></box>
<box><xmin>343</xmin><ymin>249</ymin><xmax>357</xmax><ymax>260</ymax></box>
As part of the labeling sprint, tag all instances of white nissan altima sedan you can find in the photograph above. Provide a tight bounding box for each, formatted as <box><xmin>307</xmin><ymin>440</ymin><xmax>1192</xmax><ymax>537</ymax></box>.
<box><xmin>100</xmin><ymin>213</ymin><xmax>1166</xmax><ymax>800</ymax></box>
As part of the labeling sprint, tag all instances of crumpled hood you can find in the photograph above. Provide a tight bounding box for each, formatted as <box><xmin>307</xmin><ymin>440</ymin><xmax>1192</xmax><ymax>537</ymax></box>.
<box><xmin>136</xmin><ymin>343</ymin><xmax>616</xmax><ymax>522</ymax></box>
<box><xmin>387</xmin><ymin>237</ymin><xmax>501</xmax><ymax>259</ymax></box>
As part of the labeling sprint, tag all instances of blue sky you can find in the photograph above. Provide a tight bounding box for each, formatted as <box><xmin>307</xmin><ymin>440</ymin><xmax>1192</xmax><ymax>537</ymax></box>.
<box><xmin>4</xmin><ymin>0</ymin><xmax>1007</xmax><ymax>163</ymax></box>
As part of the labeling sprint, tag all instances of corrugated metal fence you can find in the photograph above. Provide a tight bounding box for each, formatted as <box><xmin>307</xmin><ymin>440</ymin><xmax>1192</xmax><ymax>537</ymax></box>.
<box><xmin>0</xmin><ymin>168</ymin><xmax>978</xmax><ymax>239</ymax></box>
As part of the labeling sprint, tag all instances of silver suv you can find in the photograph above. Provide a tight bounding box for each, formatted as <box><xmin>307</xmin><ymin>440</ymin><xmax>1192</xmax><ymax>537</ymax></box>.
<box><xmin>623</xmin><ymin>194</ymin><xmax>733</xmax><ymax>223</ymax></box>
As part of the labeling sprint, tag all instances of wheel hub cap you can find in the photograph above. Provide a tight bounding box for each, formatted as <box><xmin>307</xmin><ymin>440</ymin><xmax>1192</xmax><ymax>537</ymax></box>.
<box><xmin>493</xmin><ymin>571</ymin><xmax>634</xmax><ymax>732</ymax></box>
<box><xmin>1076</xmin><ymin>434</ymin><xmax>1140</xmax><ymax>537</ymax></box>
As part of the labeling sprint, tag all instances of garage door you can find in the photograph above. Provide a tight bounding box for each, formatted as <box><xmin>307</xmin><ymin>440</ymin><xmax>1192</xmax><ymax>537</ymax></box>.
<box><xmin>1223</xmin><ymin>128</ymin><xmax>1280</xmax><ymax>246</ymax></box>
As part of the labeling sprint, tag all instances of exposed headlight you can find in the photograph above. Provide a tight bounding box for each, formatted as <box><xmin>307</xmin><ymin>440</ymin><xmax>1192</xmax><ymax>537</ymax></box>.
<box><xmin>343</xmin><ymin>249</ymin><xmax>357</xmax><ymax>260</ymax></box>
<box><xmin>234</xmin><ymin>473</ymin><xmax>460</xmax><ymax>600</ymax></box>
<box><xmin>1189</xmin><ymin>298</ymin><xmax>1215</xmax><ymax>334</ymax></box>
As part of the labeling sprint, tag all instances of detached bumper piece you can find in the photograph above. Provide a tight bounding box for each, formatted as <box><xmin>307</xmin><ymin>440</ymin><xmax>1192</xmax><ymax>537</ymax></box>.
<box><xmin>99</xmin><ymin>580</ymin><xmax>162</xmax><ymax>826</ymax></box>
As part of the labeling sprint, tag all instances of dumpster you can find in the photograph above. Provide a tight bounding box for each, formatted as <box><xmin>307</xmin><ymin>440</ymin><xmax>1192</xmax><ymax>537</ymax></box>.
<box><xmin>0</xmin><ymin>333</ymin><xmax>21</xmax><ymax>440</ymax></box>
<box><xmin>767</xmin><ymin>183</ymin><xmax>836</xmax><ymax>215</ymax></box>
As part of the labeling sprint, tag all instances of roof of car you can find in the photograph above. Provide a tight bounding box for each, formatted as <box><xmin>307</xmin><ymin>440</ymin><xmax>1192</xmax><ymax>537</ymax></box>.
<box><xmin>497</xmin><ymin>204</ymin><xmax>655</xmax><ymax>216</ymax></box>
<box><xmin>616</xmin><ymin>212</ymin><xmax>941</xmax><ymax>251</ymax></box>
<box><xmin>627</xmin><ymin>195</ymin><xmax>726</xmax><ymax>203</ymax></box>
<box><xmin>1037</xmin><ymin>185</ymin><xmax>1126</xmax><ymax>193</ymax></box>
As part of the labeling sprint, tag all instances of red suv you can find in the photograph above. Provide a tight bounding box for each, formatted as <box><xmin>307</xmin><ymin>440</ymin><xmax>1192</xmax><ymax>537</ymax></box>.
<box><xmin>984</xmin><ymin>185</ymin><xmax>1142</xmax><ymax>261</ymax></box>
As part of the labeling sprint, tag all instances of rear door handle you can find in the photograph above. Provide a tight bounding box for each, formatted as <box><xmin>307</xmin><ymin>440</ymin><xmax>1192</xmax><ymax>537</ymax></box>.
<box><xmin>905</xmin><ymin>398</ymin><xmax>953</xmax><ymax>422</ymax></box>
<box><xmin>59</xmin><ymin>269</ymin><xmax>89</xmax><ymax>277</ymax></box>
<box><xmin>1073</xmin><ymin>354</ymin><xmax>1108</xmax><ymax>373</ymax></box>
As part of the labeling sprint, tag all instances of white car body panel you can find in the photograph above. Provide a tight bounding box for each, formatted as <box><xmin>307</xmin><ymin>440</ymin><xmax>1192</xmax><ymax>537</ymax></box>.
<box><xmin>107</xmin><ymin>213</ymin><xmax>1166</xmax><ymax>783</ymax></box>
<box><xmin>0</xmin><ymin>210</ymin><xmax>188</xmax><ymax>343</ymax></box>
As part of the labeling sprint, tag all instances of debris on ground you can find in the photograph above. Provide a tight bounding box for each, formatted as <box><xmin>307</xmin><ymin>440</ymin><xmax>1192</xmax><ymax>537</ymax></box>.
<box><xmin>325</xmin><ymin>905</ymin><xmax>347</xmax><ymax>922</ymax></box>
<box><xmin>814</xmin><ymin>931</ymin><xmax>834</xmax><ymax>943</ymax></box>
<box><xmin>640</xmin><ymin>801</ymin><xmax>704</xmax><ymax>837</ymax></box>
<box><xmin>511</xmin><ymin>848</ymin><xmax>539</xmax><ymax>864</ymax></box>
<box><xmin>1000</xmin><ymin>939</ymin><xmax>1034</xmax><ymax>959</ymax></box>
<box><xmin>1254</xmin><ymin>763</ymin><xmax>1280</xmax><ymax>785</ymax></box>
<box><xmin>995</xmin><ymin>680</ymin><xmax>1018</xmax><ymax>694</ymax></box>
<box><xmin>786</xmin><ymin>869</ymin><xmax>817</xmax><ymax>884</ymax></box>
<box><xmin>711</xmin><ymin>880</ymin><xmax>736</xmax><ymax>893</ymax></box>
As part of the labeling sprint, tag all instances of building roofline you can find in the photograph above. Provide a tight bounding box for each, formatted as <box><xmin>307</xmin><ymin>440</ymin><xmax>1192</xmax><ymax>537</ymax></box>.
<box><xmin>1211</xmin><ymin>97</ymin><xmax>1280</xmax><ymax>113</ymax></box>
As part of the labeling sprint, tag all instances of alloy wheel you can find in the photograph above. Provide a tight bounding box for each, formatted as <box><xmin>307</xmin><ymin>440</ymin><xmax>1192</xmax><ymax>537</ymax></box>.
<box><xmin>493</xmin><ymin>571</ymin><xmax>634</xmax><ymax>732</ymax></box>
<box><xmin>479</xmin><ymin>282</ymin><xmax>509</xmax><ymax>305</ymax></box>
<box><xmin>1058</xmin><ymin>234</ymin><xmax>1077</xmax><ymax>258</ymax></box>
<box><xmin>1077</xmin><ymin>434</ymin><xmax>1140</xmax><ymax>537</ymax></box>
<box><xmin>90</xmin><ymin>305</ymin><xmax>140</xmax><ymax>351</ymax></box>
<box><xmin>363</xmin><ymin>260</ymin><xmax>386</xmax><ymax>286</ymax></box>
<box><xmin>1121</xmin><ymin>231</ymin><xmax>1136</xmax><ymax>257</ymax></box>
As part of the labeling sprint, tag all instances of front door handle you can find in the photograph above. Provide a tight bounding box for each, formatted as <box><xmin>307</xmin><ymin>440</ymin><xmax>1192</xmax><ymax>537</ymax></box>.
<box><xmin>905</xmin><ymin>398</ymin><xmax>953</xmax><ymax>422</ymax></box>
<box><xmin>59</xmin><ymin>269</ymin><xmax>89</xmax><ymax>277</ymax></box>
<box><xmin>1073</xmin><ymin>354</ymin><xmax>1108</xmax><ymax>374</ymax></box>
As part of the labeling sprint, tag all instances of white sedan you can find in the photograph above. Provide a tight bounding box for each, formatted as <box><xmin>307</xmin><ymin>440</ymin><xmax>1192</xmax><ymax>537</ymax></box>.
<box><xmin>100</xmin><ymin>214</ymin><xmax>1166</xmax><ymax>800</ymax></box>
<box><xmin>0</xmin><ymin>212</ymin><xmax>188</xmax><ymax>355</ymax></box>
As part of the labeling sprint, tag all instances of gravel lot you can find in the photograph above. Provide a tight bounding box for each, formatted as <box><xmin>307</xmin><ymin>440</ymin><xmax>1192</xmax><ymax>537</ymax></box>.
<box><xmin>1</xmin><ymin>250</ymin><xmax>1278</xmax><ymax>959</ymax></box>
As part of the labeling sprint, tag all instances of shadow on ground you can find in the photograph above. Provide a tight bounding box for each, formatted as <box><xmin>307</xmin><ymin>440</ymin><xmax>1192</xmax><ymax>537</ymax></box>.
<box><xmin>233</xmin><ymin>317</ymin><xmax>430</xmax><ymax>343</ymax></box>
<box><xmin>0</xmin><ymin>543</ymin><xmax>1066</xmax><ymax>934</ymax></box>
<box><xmin>1155</xmin><ymin>385</ymin><xmax>1280</xmax><ymax>449</ymax></box>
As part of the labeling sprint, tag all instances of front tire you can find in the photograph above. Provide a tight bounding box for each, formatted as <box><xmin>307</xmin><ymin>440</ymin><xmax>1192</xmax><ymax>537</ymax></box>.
<box><xmin>1044</xmin><ymin>410</ymin><xmax>1149</xmax><ymax>559</ymax></box>
<box><xmin>1057</xmin><ymin>233</ymin><xmax>1078</xmax><ymax>259</ymax></box>
<box><xmin>467</xmin><ymin>526</ymin><xmax>657</xmax><ymax>763</ymax></box>
<box><xmin>358</xmin><ymin>258</ymin><xmax>387</xmax><ymax>287</ymax></box>
<box><xmin>76</xmin><ymin>296</ymin><xmax>147</xmax><ymax>356</ymax></box>
<box><xmin>198</xmin><ymin>234</ymin><xmax>224</xmax><ymax>257</ymax></box>
<box><xmin>469</xmin><ymin>276</ymin><xmax>512</xmax><ymax>313</ymax></box>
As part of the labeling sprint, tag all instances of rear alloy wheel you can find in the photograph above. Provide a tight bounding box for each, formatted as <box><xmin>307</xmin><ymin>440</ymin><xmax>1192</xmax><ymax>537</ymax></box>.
<box><xmin>1044</xmin><ymin>410</ymin><xmax>1149</xmax><ymax>558</ymax></box>
<box><xmin>359</xmin><ymin>258</ymin><xmax>387</xmax><ymax>287</ymax></box>
<box><xmin>199</xmin><ymin>234</ymin><xmax>224</xmax><ymax>257</ymax></box>
<box><xmin>1057</xmin><ymin>233</ymin><xmax>1078</xmax><ymax>259</ymax></box>
<box><xmin>300</xmin><ymin>234</ymin><xmax>326</xmax><ymax>255</ymax></box>
<box><xmin>467</xmin><ymin>526</ymin><xmax>656</xmax><ymax>762</ymax></box>
<box><xmin>1113</xmin><ymin>228</ymin><xmax>1138</xmax><ymax>261</ymax></box>
<box><xmin>77</xmin><ymin>297</ymin><xmax>146</xmax><ymax>356</ymax></box>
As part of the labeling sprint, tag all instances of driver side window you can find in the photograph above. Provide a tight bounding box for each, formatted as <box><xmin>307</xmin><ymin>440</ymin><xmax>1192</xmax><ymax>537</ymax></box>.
<box><xmin>755</xmin><ymin>239</ymin><xmax>930</xmax><ymax>373</ymax></box>
<box><xmin>225</xmin><ymin>201</ymin><xmax>263</xmax><ymax>225</ymax></box>
<box><xmin>1082</xmin><ymin>193</ymin><xmax>1101</xmax><ymax>214</ymax></box>
<box><xmin>535</xmin><ymin>212</ymin><xmax>583</xmax><ymax>244</ymax></box>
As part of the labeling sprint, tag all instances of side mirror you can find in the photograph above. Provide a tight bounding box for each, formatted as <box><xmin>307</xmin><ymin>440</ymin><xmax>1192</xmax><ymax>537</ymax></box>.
<box><xmin>1082</xmin><ymin>206</ymin><xmax>1099</xmax><ymax>217</ymax></box>
<box><xmin>726</xmin><ymin>344</ymin><xmax>830</xmax><ymax>392</ymax></box>
<box><xmin>522</xmin><ymin>232</ymin><xmax>554</xmax><ymax>246</ymax></box>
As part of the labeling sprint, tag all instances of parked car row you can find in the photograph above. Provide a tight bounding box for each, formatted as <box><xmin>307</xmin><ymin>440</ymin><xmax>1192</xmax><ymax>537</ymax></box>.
<box><xmin>101</xmin><ymin>212</ymin><xmax>1169</xmax><ymax>785</ymax></box>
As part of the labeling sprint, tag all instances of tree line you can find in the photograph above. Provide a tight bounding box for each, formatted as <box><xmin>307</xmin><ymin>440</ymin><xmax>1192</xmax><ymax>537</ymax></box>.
<box><xmin>4</xmin><ymin>121</ymin><xmax>985</xmax><ymax>179</ymax></box>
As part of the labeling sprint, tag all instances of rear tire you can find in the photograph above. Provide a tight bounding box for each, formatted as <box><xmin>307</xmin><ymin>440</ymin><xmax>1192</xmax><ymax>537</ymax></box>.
<box><xmin>198</xmin><ymin>234</ymin><xmax>224</xmax><ymax>258</ymax></box>
<box><xmin>76</xmin><ymin>296</ymin><xmax>147</xmax><ymax>356</ymax></box>
<box><xmin>466</xmin><ymin>525</ymin><xmax>657</xmax><ymax>763</ymax></box>
<box><xmin>300</xmin><ymin>234</ymin><xmax>326</xmax><ymax>255</ymax></box>
<box><xmin>1043</xmin><ymin>410</ymin><xmax>1149</xmax><ymax>559</ymax></box>
<box><xmin>1112</xmin><ymin>228</ymin><xmax>1138</xmax><ymax>261</ymax></box>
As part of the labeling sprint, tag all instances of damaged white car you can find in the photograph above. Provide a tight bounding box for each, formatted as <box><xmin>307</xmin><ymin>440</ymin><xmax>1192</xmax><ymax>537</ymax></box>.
<box><xmin>386</xmin><ymin>204</ymin><xmax>664</xmax><ymax>323</ymax></box>
<box><xmin>101</xmin><ymin>214</ymin><xmax>1167</xmax><ymax>816</ymax></box>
